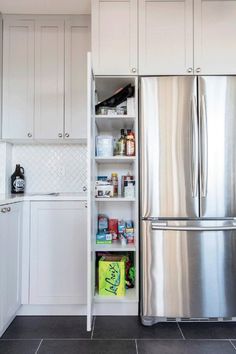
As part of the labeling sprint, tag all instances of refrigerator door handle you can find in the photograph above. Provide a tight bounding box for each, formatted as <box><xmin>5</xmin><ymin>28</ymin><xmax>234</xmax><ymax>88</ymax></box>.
<box><xmin>200</xmin><ymin>94</ymin><xmax>208</xmax><ymax>198</ymax></box>
<box><xmin>191</xmin><ymin>95</ymin><xmax>199</xmax><ymax>197</ymax></box>
<box><xmin>151</xmin><ymin>222</ymin><xmax>236</xmax><ymax>231</ymax></box>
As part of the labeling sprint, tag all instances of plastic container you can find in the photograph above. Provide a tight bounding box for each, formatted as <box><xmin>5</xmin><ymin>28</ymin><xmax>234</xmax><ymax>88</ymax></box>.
<box><xmin>96</xmin><ymin>136</ymin><xmax>114</xmax><ymax>157</ymax></box>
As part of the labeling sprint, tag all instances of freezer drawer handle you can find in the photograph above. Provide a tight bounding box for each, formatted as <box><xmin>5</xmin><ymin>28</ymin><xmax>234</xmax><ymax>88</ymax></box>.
<box><xmin>151</xmin><ymin>223</ymin><xmax>236</xmax><ymax>231</ymax></box>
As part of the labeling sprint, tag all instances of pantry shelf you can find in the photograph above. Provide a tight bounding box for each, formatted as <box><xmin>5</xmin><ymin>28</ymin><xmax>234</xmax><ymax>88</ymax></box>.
<box><xmin>95</xmin><ymin>243</ymin><xmax>136</xmax><ymax>252</ymax></box>
<box><xmin>94</xmin><ymin>288</ymin><xmax>138</xmax><ymax>303</ymax></box>
<box><xmin>95</xmin><ymin>156</ymin><xmax>136</xmax><ymax>164</ymax></box>
<box><xmin>95</xmin><ymin>116</ymin><xmax>135</xmax><ymax>132</ymax></box>
<box><xmin>94</xmin><ymin>197</ymin><xmax>136</xmax><ymax>202</ymax></box>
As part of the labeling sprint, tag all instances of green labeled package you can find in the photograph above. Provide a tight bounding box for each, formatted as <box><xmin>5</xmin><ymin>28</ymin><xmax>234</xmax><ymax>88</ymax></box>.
<box><xmin>98</xmin><ymin>255</ymin><xmax>126</xmax><ymax>296</ymax></box>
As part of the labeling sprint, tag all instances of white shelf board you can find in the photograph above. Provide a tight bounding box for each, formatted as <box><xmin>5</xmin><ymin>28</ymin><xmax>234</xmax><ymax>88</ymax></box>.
<box><xmin>94</xmin><ymin>197</ymin><xmax>136</xmax><ymax>202</ymax></box>
<box><xmin>95</xmin><ymin>116</ymin><xmax>135</xmax><ymax>132</ymax></box>
<box><xmin>95</xmin><ymin>156</ymin><xmax>136</xmax><ymax>164</ymax></box>
<box><xmin>94</xmin><ymin>288</ymin><xmax>137</xmax><ymax>303</ymax></box>
<box><xmin>95</xmin><ymin>243</ymin><xmax>136</xmax><ymax>252</ymax></box>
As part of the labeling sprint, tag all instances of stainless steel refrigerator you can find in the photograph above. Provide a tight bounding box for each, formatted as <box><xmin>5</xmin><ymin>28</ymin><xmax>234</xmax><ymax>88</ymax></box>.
<box><xmin>140</xmin><ymin>76</ymin><xmax>236</xmax><ymax>325</ymax></box>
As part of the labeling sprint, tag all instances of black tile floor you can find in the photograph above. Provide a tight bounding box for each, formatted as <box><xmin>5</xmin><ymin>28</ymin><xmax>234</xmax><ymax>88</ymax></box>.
<box><xmin>1</xmin><ymin>316</ymin><xmax>236</xmax><ymax>353</ymax></box>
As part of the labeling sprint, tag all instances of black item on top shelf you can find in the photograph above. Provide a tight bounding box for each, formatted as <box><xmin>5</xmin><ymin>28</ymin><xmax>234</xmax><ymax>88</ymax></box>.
<box><xmin>95</xmin><ymin>84</ymin><xmax>135</xmax><ymax>113</ymax></box>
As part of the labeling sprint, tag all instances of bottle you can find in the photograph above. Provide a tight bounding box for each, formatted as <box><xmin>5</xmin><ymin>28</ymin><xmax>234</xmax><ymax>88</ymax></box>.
<box><xmin>11</xmin><ymin>164</ymin><xmax>25</xmax><ymax>194</ymax></box>
<box><xmin>116</xmin><ymin>129</ymin><xmax>126</xmax><ymax>156</ymax></box>
<box><xmin>126</xmin><ymin>130</ymin><xmax>135</xmax><ymax>156</ymax></box>
<box><xmin>111</xmin><ymin>173</ymin><xmax>118</xmax><ymax>197</ymax></box>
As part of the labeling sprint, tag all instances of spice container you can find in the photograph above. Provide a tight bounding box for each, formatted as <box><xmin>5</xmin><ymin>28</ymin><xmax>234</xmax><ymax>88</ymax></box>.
<box><xmin>111</xmin><ymin>173</ymin><xmax>118</xmax><ymax>197</ymax></box>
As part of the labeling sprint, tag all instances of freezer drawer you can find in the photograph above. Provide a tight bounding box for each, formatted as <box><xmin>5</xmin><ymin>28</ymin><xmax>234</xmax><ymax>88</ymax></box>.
<box><xmin>141</xmin><ymin>220</ymin><xmax>236</xmax><ymax>322</ymax></box>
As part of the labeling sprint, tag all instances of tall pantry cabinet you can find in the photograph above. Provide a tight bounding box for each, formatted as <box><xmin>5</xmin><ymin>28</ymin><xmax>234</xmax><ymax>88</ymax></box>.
<box><xmin>2</xmin><ymin>15</ymin><xmax>90</xmax><ymax>141</ymax></box>
<box><xmin>87</xmin><ymin>55</ymin><xmax>139</xmax><ymax>331</ymax></box>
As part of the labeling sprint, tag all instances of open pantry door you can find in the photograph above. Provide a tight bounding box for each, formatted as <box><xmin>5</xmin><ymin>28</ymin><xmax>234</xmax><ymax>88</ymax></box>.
<box><xmin>87</xmin><ymin>53</ymin><xmax>96</xmax><ymax>331</ymax></box>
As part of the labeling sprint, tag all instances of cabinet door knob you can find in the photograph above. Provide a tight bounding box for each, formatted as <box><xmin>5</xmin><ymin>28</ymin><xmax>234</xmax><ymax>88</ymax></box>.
<box><xmin>131</xmin><ymin>67</ymin><xmax>136</xmax><ymax>73</ymax></box>
<box><xmin>83</xmin><ymin>186</ymin><xmax>87</xmax><ymax>192</ymax></box>
<box><xmin>58</xmin><ymin>133</ymin><xmax>63</xmax><ymax>138</ymax></box>
<box><xmin>65</xmin><ymin>133</ymin><xmax>70</xmax><ymax>138</ymax></box>
<box><xmin>1</xmin><ymin>208</ymin><xmax>7</xmax><ymax>213</ymax></box>
<box><xmin>196</xmin><ymin>67</ymin><xmax>201</xmax><ymax>73</ymax></box>
<box><xmin>85</xmin><ymin>202</ymin><xmax>87</xmax><ymax>208</ymax></box>
<box><xmin>187</xmin><ymin>67</ymin><xmax>193</xmax><ymax>73</ymax></box>
<box><xmin>7</xmin><ymin>207</ymin><xmax>11</xmax><ymax>212</ymax></box>
<box><xmin>28</xmin><ymin>133</ymin><xmax>32</xmax><ymax>138</ymax></box>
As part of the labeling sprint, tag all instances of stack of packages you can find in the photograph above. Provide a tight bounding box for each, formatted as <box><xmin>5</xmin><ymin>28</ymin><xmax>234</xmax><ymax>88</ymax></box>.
<box><xmin>96</xmin><ymin>214</ymin><xmax>134</xmax><ymax>245</ymax></box>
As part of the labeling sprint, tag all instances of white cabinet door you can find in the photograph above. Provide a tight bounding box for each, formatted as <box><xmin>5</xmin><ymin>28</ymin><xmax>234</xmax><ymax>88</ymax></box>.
<box><xmin>0</xmin><ymin>204</ymin><xmax>22</xmax><ymax>336</ymax></box>
<box><xmin>139</xmin><ymin>0</ymin><xmax>193</xmax><ymax>75</ymax></box>
<box><xmin>194</xmin><ymin>0</ymin><xmax>236</xmax><ymax>75</ymax></box>
<box><xmin>65</xmin><ymin>17</ymin><xmax>91</xmax><ymax>140</ymax></box>
<box><xmin>2</xmin><ymin>20</ymin><xmax>34</xmax><ymax>139</ymax></box>
<box><xmin>92</xmin><ymin>0</ymin><xmax>138</xmax><ymax>75</ymax></box>
<box><xmin>35</xmin><ymin>20</ymin><xmax>64</xmax><ymax>139</ymax></box>
<box><xmin>0</xmin><ymin>209</ymin><xmax>7</xmax><ymax>335</ymax></box>
<box><xmin>30</xmin><ymin>201</ymin><xmax>87</xmax><ymax>305</ymax></box>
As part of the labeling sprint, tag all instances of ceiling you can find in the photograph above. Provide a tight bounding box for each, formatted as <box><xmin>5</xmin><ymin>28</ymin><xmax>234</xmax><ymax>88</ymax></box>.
<box><xmin>0</xmin><ymin>0</ymin><xmax>91</xmax><ymax>14</ymax></box>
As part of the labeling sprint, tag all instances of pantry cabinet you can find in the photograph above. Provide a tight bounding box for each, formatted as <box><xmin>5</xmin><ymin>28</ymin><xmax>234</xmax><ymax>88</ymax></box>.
<box><xmin>0</xmin><ymin>203</ymin><xmax>22</xmax><ymax>337</ymax></box>
<box><xmin>65</xmin><ymin>17</ymin><xmax>91</xmax><ymax>140</ymax></box>
<box><xmin>2</xmin><ymin>19</ymin><xmax>34</xmax><ymax>139</ymax></box>
<box><xmin>34</xmin><ymin>20</ymin><xmax>64</xmax><ymax>139</ymax></box>
<box><xmin>139</xmin><ymin>0</ymin><xmax>193</xmax><ymax>75</ymax></box>
<box><xmin>92</xmin><ymin>0</ymin><xmax>138</xmax><ymax>75</ymax></box>
<box><xmin>194</xmin><ymin>0</ymin><xmax>236</xmax><ymax>75</ymax></box>
<box><xmin>30</xmin><ymin>201</ymin><xmax>87</xmax><ymax>305</ymax></box>
<box><xmin>86</xmin><ymin>61</ymin><xmax>139</xmax><ymax>330</ymax></box>
<box><xmin>2</xmin><ymin>15</ymin><xmax>90</xmax><ymax>141</ymax></box>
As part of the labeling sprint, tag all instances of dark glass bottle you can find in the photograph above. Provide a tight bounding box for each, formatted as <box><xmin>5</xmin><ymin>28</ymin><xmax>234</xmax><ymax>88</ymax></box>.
<box><xmin>11</xmin><ymin>164</ymin><xmax>25</xmax><ymax>194</ymax></box>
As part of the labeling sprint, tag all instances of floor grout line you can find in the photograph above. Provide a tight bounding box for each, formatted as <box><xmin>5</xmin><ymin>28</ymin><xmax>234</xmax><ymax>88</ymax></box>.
<box><xmin>35</xmin><ymin>339</ymin><xmax>43</xmax><ymax>354</ymax></box>
<box><xmin>230</xmin><ymin>340</ymin><xmax>236</xmax><ymax>351</ymax></box>
<box><xmin>177</xmin><ymin>322</ymin><xmax>185</xmax><ymax>340</ymax></box>
<box><xmin>91</xmin><ymin>316</ymin><xmax>96</xmax><ymax>339</ymax></box>
<box><xmin>135</xmin><ymin>339</ymin><xmax>139</xmax><ymax>354</ymax></box>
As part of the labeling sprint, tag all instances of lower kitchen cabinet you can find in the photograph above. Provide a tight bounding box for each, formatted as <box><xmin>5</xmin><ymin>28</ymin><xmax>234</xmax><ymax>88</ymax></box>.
<box><xmin>0</xmin><ymin>203</ymin><xmax>22</xmax><ymax>336</ymax></box>
<box><xmin>30</xmin><ymin>201</ymin><xmax>87</xmax><ymax>305</ymax></box>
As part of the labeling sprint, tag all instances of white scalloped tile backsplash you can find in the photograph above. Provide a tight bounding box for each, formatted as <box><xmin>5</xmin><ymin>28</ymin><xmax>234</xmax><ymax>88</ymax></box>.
<box><xmin>11</xmin><ymin>144</ymin><xmax>87</xmax><ymax>193</ymax></box>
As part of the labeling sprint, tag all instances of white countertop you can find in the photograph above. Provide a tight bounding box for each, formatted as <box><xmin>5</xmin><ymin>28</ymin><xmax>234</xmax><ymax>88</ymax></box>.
<box><xmin>0</xmin><ymin>193</ymin><xmax>87</xmax><ymax>205</ymax></box>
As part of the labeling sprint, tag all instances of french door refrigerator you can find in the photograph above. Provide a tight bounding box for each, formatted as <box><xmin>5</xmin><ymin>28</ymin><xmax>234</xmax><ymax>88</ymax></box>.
<box><xmin>140</xmin><ymin>76</ymin><xmax>236</xmax><ymax>325</ymax></box>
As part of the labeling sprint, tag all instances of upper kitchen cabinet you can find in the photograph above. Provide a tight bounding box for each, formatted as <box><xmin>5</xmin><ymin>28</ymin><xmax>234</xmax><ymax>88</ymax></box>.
<box><xmin>139</xmin><ymin>0</ymin><xmax>193</xmax><ymax>75</ymax></box>
<box><xmin>34</xmin><ymin>19</ymin><xmax>64</xmax><ymax>140</ymax></box>
<box><xmin>2</xmin><ymin>19</ymin><xmax>34</xmax><ymax>140</ymax></box>
<box><xmin>92</xmin><ymin>0</ymin><xmax>138</xmax><ymax>75</ymax></box>
<box><xmin>65</xmin><ymin>17</ymin><xmax>91</xmax><ymax>140</ymax></box>
<box><xmin>194</xmin><ymin>0</ymin><xmax>236</xmax><ymax>75</ymax></box>
<box><xmin>2</xmin><ymin>15</ymin><xmax>90</xmax><ymax>142</ymax></box>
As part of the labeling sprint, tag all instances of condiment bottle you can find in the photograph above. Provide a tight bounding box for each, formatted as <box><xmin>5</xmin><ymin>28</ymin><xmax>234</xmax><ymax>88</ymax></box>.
<box><xmin>116</xmin><ymin>129</ymin><xmax>126</xmax><ymax>156</ymax></box>
<box><xmin>111</xmin><ymin>173</ymin><xmax>118</xmax><ymax>197</ymax></box>
<box><xmin>126</xmin><ymin>130</ymin><xmax>135</xmax><ymax>156</ymax></box>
